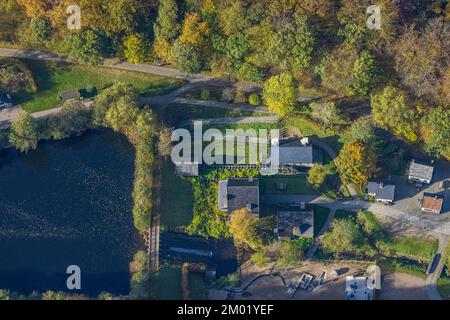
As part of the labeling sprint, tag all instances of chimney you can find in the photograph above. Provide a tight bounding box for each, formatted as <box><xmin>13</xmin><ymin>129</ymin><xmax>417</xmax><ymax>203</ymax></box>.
<box><xmin>249</xmin><ymin>176</ymin><xmax>253</xmax><ymax>182</ymax></box>
<box><xmin>247</xmin><ymin>203</ymin><xmax>252</xmax><ymax>211</ymax></box>
<box><xmin>300</xmin><ymin>201</ymin><xmax>306</xmax><ymax>210</ymax></box>
<box><xmin>380</xmin><ymin>182</ymin><xmax>384</xmax><ymax>188</ymax></box>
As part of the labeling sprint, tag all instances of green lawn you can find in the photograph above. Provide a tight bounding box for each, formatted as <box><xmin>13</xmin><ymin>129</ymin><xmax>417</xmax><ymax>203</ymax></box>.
<box><xmin>160</xmin><ymin>161</ymin><xmax>194</xmax><ymax>231</ymax></box>
<box><xmin>18</xmin><ymin>59</ymin><xmax>184</xmax><ymax>113</ymax></box>
<box><xmin>261</xmin><ymin>174</ymin><xmax>318</xmax><ymax>195</ymax></box>
<box><xmin>382</xmin><ymin>237</ymin><xmax>439</xmax><ymax>261</ymax></box>
<box><xmin>164</xmin><ymin>103</ymin><xmax>262</xmax><ymax>126</ymax></box>
<box><xmin>437</xmin><ymin>277</ymin><xmax>450</xmax><ymax>300</ymax></box>
<box><xmin>313</xmin><ymin>206</ymin><xmax>331</xmax><ymax>237</ymax></box>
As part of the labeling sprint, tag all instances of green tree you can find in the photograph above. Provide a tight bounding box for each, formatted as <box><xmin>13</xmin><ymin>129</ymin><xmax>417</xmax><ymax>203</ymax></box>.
<box><xmin>371</xmin><ymin>86</ymin><xmax>418</xmax><ymax>142</ymax></box>
<box><xmin>172</xmin><ymin>40</ymin><xmax>202</xmax><ymax>74</ymax></box>
<box><xmin>277</xmin><ymin>239</ymin><xmax>309</xmax><ymax>268</ymax></box>
<box><xmin>348</xmin><ymin>50</ymin><xmax>379</xmax><ymax>96</ymax></box>
<box><xmin>344</xmin><ymin>117</ymin><xmax>377</xmax><ymax>144</ymax></box>
<box><xmin>27</xmin><ymin>16</ymin><xmax>50</xmax><ymax>47</ymax></box>
<box><xmin>267</xmin><ymin>13</ymin><xmax>315</xmax><ymax>70</ymax></box>
<box><xmin>129</xmin><ymin>250</ymin><xmax>150</xmax><ymax>299</ymax></box>
<box><xmin>8</xmin><ymin>110</ymin><xmax>38</xmax><ymax>153</ymax></box>
<box><xmin>248</xmin><ymin>93</ymin><xmax>261</xmax><ymax>106</ymax></box>
<box><xmin>93</xmin><ymin>83</ymin><xmax>138</xmax><ymax>126</ymax></box>
<box><xmin>423</xmin><ymin>106</ymin><xmax>450</xmax><ymax>159</ymax></box>
<box><xmin>105</xmin><ymin>95</ymin><xmax>139</xmax><ymax>132</ymax></box>
<box><xmin>65</xmin><ymin>29</ymin><xmax>106</xmax><ymax>65</ymax></box>
<box><xmin>262</xmin><ymin>72</ymin><xmax>297</xmax><ymax>116</ymax></box>
<box><xmin>47</xmin><ymin>100</ymin><xmax>90</xmax><ymax>139</ymax></box>
<box><xmin>321</xmin><ymin>218</ymin><xmax>366</xmax><ymax>258</ymax></box>
<box><xmin>154</xmin><ymin>0</ymin><xmax>180</xmax><ymax>40</ymax></box>
<box><xmin>235</xmin><ymin>62</ymin><xmax>265</xmax><ymax>83</ymax></box>
<box><xmin>335</xmin><ymin>142</ymin><xmax>376</xmax><ymax>190</ymax></box>
<box><xmin>225</xmin><ymin>32</ymin><xmax>250</xmax><ymax>61</ymax></box>
<box><xmin>124</xmin><ymin>34</ymin><xmax>147</xmax><ymax>64</ymax></box>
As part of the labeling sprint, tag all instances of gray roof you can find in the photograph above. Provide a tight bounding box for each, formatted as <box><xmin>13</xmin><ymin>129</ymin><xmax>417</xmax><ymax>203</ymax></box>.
<box><xmin>226</xmin><ymin>178</ymin><xmax>260</xmax><ymax>217</ymax></box>
<box><xmin>277</xmin><ymin>206</ymin><xmax>314</xmax><ymax>239</ymax></box>
<box><xmin>279</xmin><ymin>141</ymin><xmax>314</xmax><ymax>165</ymax></box>
<box><xmin>408</xmin><ymin>160</ymin><xmax>434</xmax><ymax>182</ymax></box>
<box><xmin>367</xmin><ymin>181</ymin><xmax>395</xmax><ymax>201</ymax></box>
<box><xmin>218</xmin><ymin>180</ymin><xmax>228</xmax><ymax>211</ymax></box>
<box><xmin>62</xmin><ymin>89</ymin><xmax>80</xmax><ymax>101</ymax></box>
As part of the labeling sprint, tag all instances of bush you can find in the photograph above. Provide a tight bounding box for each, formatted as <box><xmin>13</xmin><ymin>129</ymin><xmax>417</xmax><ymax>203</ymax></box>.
<box><xmin>215</xmin><ymin>273</ymin><xmax>240</xmax><ymax>288</ymax></box>
<box><xmin>221</xmin><ymin>87</ymin><xmax>235</xmax><ymax>102</ymax></box>
<box><xmin>276</xmin><ymin>239</ymin><xmax>310</xmax><ymax>268</ymax></box>
<box><xmin>200</xmin><ymin>89</ymin><xmax>211</xmax><ymax>100</ymax></box>
<box><xmin>252</xmin><ymin>250</ymin><xmax>270</xmax><ymax>268</ymax></box>
<box><xmin>248</xmin><ymin>93</ymin><xmax>261</xmax><ymax>106</ymax></box>
<box><xmin>233</xmin><ymin>89</ymin><xmax>247</xmax><ymax>104</ymax></box>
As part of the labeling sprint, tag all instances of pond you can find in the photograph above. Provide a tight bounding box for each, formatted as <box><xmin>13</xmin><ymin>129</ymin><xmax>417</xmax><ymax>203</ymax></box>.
<box><xmin>0</xmin><ymin>130</ymin><xmax>144</xmax><ymax>296</ymax></box>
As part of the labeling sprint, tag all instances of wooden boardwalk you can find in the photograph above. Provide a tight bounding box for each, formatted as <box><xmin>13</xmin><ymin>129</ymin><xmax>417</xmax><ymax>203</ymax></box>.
<box><xmin>148</xmin><ymin>222</ymin><xmax>160</xmax><ymax>271</ymax></box>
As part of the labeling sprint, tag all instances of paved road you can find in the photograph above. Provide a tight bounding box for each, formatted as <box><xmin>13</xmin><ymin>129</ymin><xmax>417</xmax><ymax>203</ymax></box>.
<box><xmin>426</xmin><ymin>235</ymin><xmax>448</xmax><ymax>300</ymax></box>
<box><xmin>179</xmin><ymin>115</ymin><xmax>281</xmax><ymax>126</ymax></box>
<box><xmin>173</xmin><ymin>98</ymin><xmax>271</xmax><ymax>114</ymax></box>
<box><xmin>0</xmin><ymin>48</ymin><xmax>213</xmax><ymax>82</ymax></box>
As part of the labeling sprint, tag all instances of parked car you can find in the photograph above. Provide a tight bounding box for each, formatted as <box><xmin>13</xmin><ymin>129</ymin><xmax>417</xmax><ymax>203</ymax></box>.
<box><xmin>0</xmin><ymin>92</ymin><xmax>13</xmax><ymax>109</ymax></box>
<box><xmin>426</xmin><ymin>253</ymin><xmax>441</xmax><ymax>275</ymax></box>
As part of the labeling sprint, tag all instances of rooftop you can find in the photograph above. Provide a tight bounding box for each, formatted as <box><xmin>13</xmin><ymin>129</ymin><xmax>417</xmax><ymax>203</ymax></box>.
<box><xmin>421</xmin><ymin>192</ymin><xmax>444</xmax><ymax>214</ymax></box>
<box><xmin>408</xmin><ymin>160</ymin><xmax>434</xmax><ymax>182</ymax></box>
<box><xmin>276</xmin><ymin>205</ymin><xmax>314</xmax><ymax>239</ymax></box>
<box><xmin>367</xmin><ymin>181</ymin><xmax>396</xmax><ymax>202</ymax></box>
<box><xmin>61</xmin><ymin>89</ymin><xmax>80</xmax><ymax>102</ymax></box>
<box><xmin>279</xmin><ymin>140</ymin><xmax>314</xmax><ymax>165</ymax></box>
<box><xmin>226</xmin><ymin>178</ymin><xmax>260</xmax><ymax>217</ymax></box>
<box><xmin>345</xmin><ymin>276</ymin><xmax>374</xmax><ymax>300</ymax></box>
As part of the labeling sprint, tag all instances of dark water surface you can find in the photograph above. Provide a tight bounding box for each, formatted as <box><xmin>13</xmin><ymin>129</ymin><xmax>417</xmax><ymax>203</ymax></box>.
<box><xmin>0</xmin><ymin>130</ymin><xmax>144</xmax><ymax>296</ymax></box>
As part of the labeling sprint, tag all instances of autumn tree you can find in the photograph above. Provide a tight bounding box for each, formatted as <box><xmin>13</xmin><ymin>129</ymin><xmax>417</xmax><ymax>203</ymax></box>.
<box><xmin>335</xmin><ymin>142</ymin><xmax>376</xmax><ymax>190</ymax></box>
<box><xmin>124</xmin><ymin>34</ymin><xmax>147</xmax><ymax>64</ymax></box>
<box><xmin>395</xmin><ymin>18</ymin><xmax>450</xmax><ymax>98</ymax></box>
<box><xmin>307</xmin><ymin>164</ymin><xmax>334</xmax><ymax>189</ymax></box>
<box><xmin>371</xmin><ymin>86</ymin><xmax>418</xmax><ymax>142</ymax></box>
<box><xmin>309</xmin><ymin>101</ymin><xmax>342</xmax><ymax>128</ymax></box>
<box><xmin>262</xmin><ymin>72</ymin><xmax>298</xmax><ymax>116</ymax></box>
<box><xmin>228</xmin><ymin>208</ymin><xmax>263</xmax><ymax>250</ymax></box>
<box><xmin>172</xmin><ymin>40</ymin><xmax>202</xmax><ymax>74</ymax></box>
<box><xmin>9</xmin><ymin>110</ymin><xmax>38</xmax><ymax>153</ymax></box>
<box><xmin>157</xmin><ymin>127</ymin><xmax>173</xmax><ymax>158</ymax></box>
<box><xmin>423</xmin><ymin>106</ymin><xmax>450</xmax><ymax>159</ymax></box>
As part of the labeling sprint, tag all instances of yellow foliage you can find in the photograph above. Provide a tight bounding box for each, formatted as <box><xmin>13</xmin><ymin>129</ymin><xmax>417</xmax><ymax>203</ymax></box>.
<box><xmin>179</xmin><ymin>13</ymin><xmax>209</xmax><ymax>47</ymax></box>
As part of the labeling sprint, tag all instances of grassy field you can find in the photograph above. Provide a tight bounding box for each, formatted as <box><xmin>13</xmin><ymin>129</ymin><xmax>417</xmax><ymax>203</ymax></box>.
<box><xmin>283</xmin><ymin>115</ymin><xmax>344</xmax><ymax>153</ymax></box>
<box><xmin>313</xmin><ymin>206</ymin><xmax>331</xmax><ymax>237</ymax></box>
<box><xmin>160</xmin><ymin>161</ymin><xmax>194</xmax><ymax>231</ymax></box>
<box><xmin>437</xmin><ymin>277</ymin><xmax>450</xmax><ymax>300</ymax></box>
<box><xmin>164</xmin><ymin>103</ymin><xmax>263</xmax><ymax>126</ymax></box>
<box><xmin>261</xmin><ymin>174</ymin><xmax>318</xmax><ymax>195</ymax></box>
<box><xmin>17</xmin><ymin>59</ymin><xmax>184</xmax><ymax>113</ymax></box>
<box><xmin>382</xmin><ymin>237</ymin><xmax>439</xmax><ymax>261</ymax></box>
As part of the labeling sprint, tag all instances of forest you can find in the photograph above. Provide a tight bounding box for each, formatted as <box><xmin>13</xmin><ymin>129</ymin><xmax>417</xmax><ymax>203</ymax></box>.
<box><xmin>0</xmin><ymin>0</ymin><xmax>449</xmax><ymax>160</ymax></box>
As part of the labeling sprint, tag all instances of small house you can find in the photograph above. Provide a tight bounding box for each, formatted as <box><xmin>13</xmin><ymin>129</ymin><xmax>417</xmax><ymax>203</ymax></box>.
<box><xmin>408</xmin><ymin>160</ymin><xmax>434</xmax><ymax>185</ymax></box>
<box><xmin>61</xmin><ymin>89</ymin><xmax>80</xmax><ymax>102</ymax></box>
<box><xmin>218</xmin><ymin>178</ymin><xmax>260</xmax><ymax>218</ymax></box>
<box><xmin>421</xmin><ymin>193</ymin><xmax>444</xmax><ymax>215</ymax></box>
<box><xmin>278</xmin><ymin>138</ymin><xmax>322</xmax><ymax>167</ymax></box>
<box><xmin>0</xmin><ymin>92</ymin><xmax>13</xmax><ymax>109</ymax></box>
<box><xmin>275</xmin><ymin>203</ymin><xmax>314</xmax><ymax>240</ymax></box>
<box><xmin>367</xmin><ymin>181</ymin><xmax>396</xmax><ymax>204</ymax></box>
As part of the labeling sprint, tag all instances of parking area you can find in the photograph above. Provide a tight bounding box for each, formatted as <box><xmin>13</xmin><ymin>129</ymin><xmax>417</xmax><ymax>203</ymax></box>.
<box><xmin>390</xmin><ymin>160</ymin><xmax>450</xmax><ymax>217</ymax></box>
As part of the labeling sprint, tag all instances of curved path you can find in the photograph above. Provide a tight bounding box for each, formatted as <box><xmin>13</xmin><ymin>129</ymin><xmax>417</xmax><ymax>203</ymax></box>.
<box><xmin>426</xmin><ymin>235</ymin><xmax>448</xmax><ymax>300</ymax></box>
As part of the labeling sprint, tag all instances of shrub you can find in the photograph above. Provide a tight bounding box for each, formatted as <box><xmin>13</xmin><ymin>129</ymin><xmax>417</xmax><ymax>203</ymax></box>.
<box><xmin>248</xmin><ymin>93</ymin><xmax>261</xmax><ymax>106</ymax></box>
